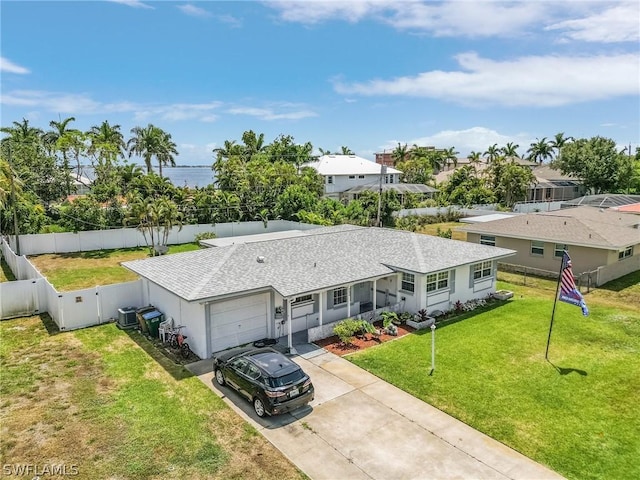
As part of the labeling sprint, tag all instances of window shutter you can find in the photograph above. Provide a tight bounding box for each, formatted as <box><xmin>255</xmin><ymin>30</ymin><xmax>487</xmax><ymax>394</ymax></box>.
<box><xmin>469</xmin><ymin>264</ymin><xmax>475</xmax><ymax>288</ymax></box>
<box><xmin>327</xmin><ymin>290</ymin><xmax>334</xmax><ymax>309</ymax></box>
<box><xmin>492</xmin><ymin>260</ymin><xmax>498</xmax><ymax>277</ymax></box>
<box><xmin>450</xmin><ymin>269</ymin><xmax>456</xmax><ymax>294</ymax></box>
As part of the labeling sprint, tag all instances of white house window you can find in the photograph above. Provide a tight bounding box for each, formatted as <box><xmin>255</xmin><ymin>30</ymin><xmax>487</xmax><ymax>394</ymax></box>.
<box><xmin>292</xmin><ymin>294</ymin><xmax>313</xmax><ymax>305</ymax></box>
<box><xmin>401</xmin><ymin>272</ymin><xmax>415</xmax><ymax>293</ymax></box>
<box><xmin>480</xmin><ymin>235</ymin><xmax>496</xmax><ymax>246</ymax></box>
<box><xmin>327</xmin><ymin>176</ymin><xmax>333</xmax><ymax>184</ymax></box>
<box><xmin>387</xmin><ymin>175</ymin><xmax>395</xmax><ymax>184</ymax></box>
<box><xmin>618</xmin><ymin>246</ymin><xmax>633</xmax><ymax>260</ymax></box>
<box><xmin>333</xmin><ymin>287</ymin><xmax>348</xmax><ymax>306</ymax></box>
<box><xmin>426</xmin><ymin>271</ymin><xmax>449</xmax><ymax>293</ymax></box>
<box><xmin>358</xmin><ymin>175</ymin><xmax>365</xmax><ymax>179</ymax></box>
<box><xmin>531</xmin><ymin>241</ymin><xmax>544</xmax><ymax>256</ymax></box>
<box><xmin>473</xmin><ymin>261</ymin><xmax>492</xmax><ymax>280</ymax></box>
<box><xmin>554</xmin><ymin>244</ymin><xmax>568</xmax><ymax>258</ymax></box>
<box><xmin>348</xmin><ymin>175</ymin><xmax>356</xmax><ymax>179</ymax></box>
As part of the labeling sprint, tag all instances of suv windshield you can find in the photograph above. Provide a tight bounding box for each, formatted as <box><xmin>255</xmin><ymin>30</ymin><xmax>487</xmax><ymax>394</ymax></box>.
<box><xmin>268</xmin><ymin>369</ymin><xmax>304</xmax><ymax>388</ymax></box>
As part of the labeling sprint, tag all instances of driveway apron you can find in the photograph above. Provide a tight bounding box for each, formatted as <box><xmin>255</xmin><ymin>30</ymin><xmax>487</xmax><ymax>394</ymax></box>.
<box><xmin>191</xmin><ymin>349</ymin><xmax>563</xmax><ymax>480</ymax></box>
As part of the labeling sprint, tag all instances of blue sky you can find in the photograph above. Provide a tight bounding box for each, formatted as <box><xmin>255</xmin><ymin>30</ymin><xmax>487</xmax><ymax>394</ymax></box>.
<box><xmin>2</xmin><ymin>0</ymin><xmax>639</xmax><ymax>165</ymax></box>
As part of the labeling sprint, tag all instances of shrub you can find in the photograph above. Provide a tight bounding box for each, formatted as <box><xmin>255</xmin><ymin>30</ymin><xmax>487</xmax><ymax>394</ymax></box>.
<box><xmin>380</xmin><ymin>311</ymin><xmax>399</xmax><ymax>328</ymax></box>
<box><xmin>194</xmin><ymin>232</ymin><xmax>216</xmax><ymax>242</ymax></box>
<box><xmin>333</xmin><ymin>318</ymin><xmax>362</xmax><ymax>345</ymax></box>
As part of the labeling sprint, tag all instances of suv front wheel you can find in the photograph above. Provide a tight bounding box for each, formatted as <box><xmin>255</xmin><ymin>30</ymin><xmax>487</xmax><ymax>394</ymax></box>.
<box><xmin>215</xmin><ymin>369</ymin><xmax>225</xmax><ymax>386</ymax></box>
<box><xmin>253</xmin><ymin>397</ymin><xmax>266</xmax><ymax>417</ymax></box>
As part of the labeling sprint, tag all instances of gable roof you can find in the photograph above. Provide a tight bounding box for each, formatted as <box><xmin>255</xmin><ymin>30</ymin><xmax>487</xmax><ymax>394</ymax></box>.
<box><xmin>304</xmin><ymin>155</ymin><xmax>402</xmax><ymax>175</ymax></box>
<box><xmin>122</xmin><ymin>225</ymin><xmax>514</xmax><ymax>302</ymax></box>
<box><xmin>458</xmin><ymin>206</ymin><xmax>640</xmax><ymax>249</ymax></box>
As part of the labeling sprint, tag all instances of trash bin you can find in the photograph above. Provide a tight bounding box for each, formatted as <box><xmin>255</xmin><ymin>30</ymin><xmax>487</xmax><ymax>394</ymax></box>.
<box><xmin>142</xmin><ymin>310</ymin><xmax>164</xmax><ymax>339</ymax></box>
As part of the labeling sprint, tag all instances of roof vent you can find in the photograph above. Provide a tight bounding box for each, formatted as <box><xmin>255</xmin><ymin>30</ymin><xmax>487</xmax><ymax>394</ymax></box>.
<box><xmin>257</xmin><ymin>256</ymin><xmax>265</xmax><ymax>263</ymax></box>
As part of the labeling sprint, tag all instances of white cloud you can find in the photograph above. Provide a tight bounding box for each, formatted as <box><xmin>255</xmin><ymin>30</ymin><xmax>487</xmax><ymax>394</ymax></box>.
<box><xmin>227</xmin><ymin>105</ymin><xmax>318</xmax><ymax>120</ymax></box>
<box><xmin>109</xmin><ymin>0</ymin><xmax>154</xmax><ymax>9</ymax></box>
<box><xmin>1</xmin><ymin>90</ymin><xmax>222</xmax><ymax>122</ymax></box>
<box><xmin>268</xmin><ymin>1</ymin><xmax>546</xmax><ymax>37</ymax></box>
<box><xmin>546</xmin><ymin>2</ymin><xmax>640</xmax><ymax>43</ymax></box>
<box><xmin>334</xmin><ymin>52</ymin><xmax>639</xmax><ymax>107</ymax></box>
<box><xmin>1</xmin><ymin>57</ymin><xmax>30</xmax><ymax>74</ymax></box>
<box><xmin>177</xmin><ymin>4</ymin><xmax>212</xmax><ymax>18</ymax></box>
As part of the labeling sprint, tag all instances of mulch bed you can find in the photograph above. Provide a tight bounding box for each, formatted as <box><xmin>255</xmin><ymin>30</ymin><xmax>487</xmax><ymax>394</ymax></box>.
<box><xmin>315</xmin><ymin>321</ymin><xmax>415</xmax><ymax>356</ymax></box>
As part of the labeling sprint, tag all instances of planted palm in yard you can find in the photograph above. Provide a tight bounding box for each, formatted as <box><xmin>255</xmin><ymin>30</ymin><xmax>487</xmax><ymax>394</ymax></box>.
<box><xmin>349</xmin><ymin>272</ymin><xmax>640</xmax><ymax>480</ymax></box>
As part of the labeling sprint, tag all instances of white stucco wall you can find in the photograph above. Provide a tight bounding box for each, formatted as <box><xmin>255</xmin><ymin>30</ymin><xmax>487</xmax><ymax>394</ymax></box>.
<box><xmin>324</xmin><ymin>173</ymin><xmax>400</xmax><ymax>195</ymax></box>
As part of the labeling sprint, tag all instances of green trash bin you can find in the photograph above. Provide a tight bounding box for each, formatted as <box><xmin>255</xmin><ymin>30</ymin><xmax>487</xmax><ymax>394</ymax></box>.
<box><xmin>142</xmin><ymin>310</ymin><xmax>164</xmax><ymax>339</ymax></box>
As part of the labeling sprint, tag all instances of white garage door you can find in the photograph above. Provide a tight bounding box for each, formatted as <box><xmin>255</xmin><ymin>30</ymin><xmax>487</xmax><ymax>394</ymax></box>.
<box><xmin>209</xmin><ymin>293</ymin><xmax>268</xmax><ymax>353</ymax></box>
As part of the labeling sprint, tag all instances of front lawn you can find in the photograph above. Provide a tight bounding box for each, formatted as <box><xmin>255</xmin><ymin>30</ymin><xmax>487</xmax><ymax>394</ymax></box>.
<box><xmin>0</xmin><ymin>316</ymin><xmax>303</xmax><ymax>480</ymax></box>
<box><xmin>28</xmin><ymin>244</ymin><xmax>202</xmax><ymax>291</ymax></box>
<box><xmin>348</xmin><ymin>272</ymin><xmax>640</xmax><ymax>480</ymax></box>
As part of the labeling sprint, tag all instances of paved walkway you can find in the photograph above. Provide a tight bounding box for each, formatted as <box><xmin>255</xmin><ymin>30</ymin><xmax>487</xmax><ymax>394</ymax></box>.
<box><xmin>189</xmin><ymin>347</ymin><xmax>563</xmax><ymax>480</ymax></box>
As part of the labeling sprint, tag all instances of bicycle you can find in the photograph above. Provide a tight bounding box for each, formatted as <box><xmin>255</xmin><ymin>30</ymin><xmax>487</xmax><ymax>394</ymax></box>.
<box><xmin>167</xmin><ymin>325</ymin><xmax>191</xmax><ymax>359</ymax></box>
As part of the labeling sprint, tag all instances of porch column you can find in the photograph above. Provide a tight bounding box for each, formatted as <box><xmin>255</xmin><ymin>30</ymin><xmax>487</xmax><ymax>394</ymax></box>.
<box><xmin>286</xmin><ymin>298</ymin><xmax>293</xmax><ymax>351</ymax></box>
<box><xmin>318</xmin><ymin>291</ymin><xmax>323</xmax><ymax>326</ymax></box>
<box><xmin>347</xmin><ymin>284</ymin><xmax>351</xmax><ymax>318</ymax></box>
<box><xmin>373</xmin><ymin>279</ymin><xmax>377</xmax><ymax>309</ymax></box>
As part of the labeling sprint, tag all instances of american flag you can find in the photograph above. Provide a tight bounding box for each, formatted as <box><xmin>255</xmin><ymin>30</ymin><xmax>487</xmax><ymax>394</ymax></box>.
<box><xmin>558</xmin><ymin>251</ymin><xmax>589</xmax><ymax>316</ymax></box>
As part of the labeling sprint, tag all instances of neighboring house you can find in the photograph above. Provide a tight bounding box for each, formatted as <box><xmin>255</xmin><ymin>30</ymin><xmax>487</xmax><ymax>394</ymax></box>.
<box><xmin>71</xmin><ymin>173</ymin><xmax>93</xmax><ymax>195</ymax></box>
<box><xmin>341</xmin><ymin>183</ymin><xmax>438</xmax><ymax>204</ymax></box>
<box><xmin>122</xmin><ymin>225</ymin><xmax>515</xmax><ymax>359</ymax></box>
<box><xmin>528</xmin><ymin>165</ymin><xmax>587</xmax><ymax>202</ymax></box>
<box><xmin>433</xmin><ymin>161</ymin><xmax>585</xmax><ymax>203</ymax></box>
<box><xmin>303</xmin><ymin>155</ymin><xmax>402</xmax><ymax>199</ymax></box>
<box><xmin>458</xmin><ymin>206</ymin><xmax>640</xmax><ymax>285</ymax></box>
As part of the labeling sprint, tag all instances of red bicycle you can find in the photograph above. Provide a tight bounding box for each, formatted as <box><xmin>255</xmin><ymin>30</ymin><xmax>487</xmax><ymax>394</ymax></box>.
<box><xmin>168</xmin><ymin>325</ymin><xmax>191</xmax><ymax>359</ymax></box>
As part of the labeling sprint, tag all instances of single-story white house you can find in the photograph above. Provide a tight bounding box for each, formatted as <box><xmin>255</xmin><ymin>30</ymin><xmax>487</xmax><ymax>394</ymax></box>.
<box><xmin>122</xmin><ymin>225</ymin><xmax>515</xmax><ymax>359</ymax></box>
<box><xmin>303</xmin><ymin>155</ymin><xmax>402</xmax><ymax>199</ymax></box>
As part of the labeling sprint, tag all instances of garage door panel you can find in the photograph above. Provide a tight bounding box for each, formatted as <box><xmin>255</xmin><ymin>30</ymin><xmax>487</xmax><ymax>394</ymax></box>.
<box><xmin>210</xmin><ymin>293</ymin><xmax>268</xmax><ymax>353</ymax></box>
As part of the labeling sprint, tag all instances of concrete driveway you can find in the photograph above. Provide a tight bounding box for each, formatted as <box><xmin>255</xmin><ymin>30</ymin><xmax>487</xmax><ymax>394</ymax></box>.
<box><xmin>190</xmin><ymin>347</ymin><xmax>563</xmax><ymax>480</ymax></box>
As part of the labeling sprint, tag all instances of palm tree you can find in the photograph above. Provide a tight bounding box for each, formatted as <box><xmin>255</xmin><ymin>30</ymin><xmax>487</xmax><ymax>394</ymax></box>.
<box><xmin>501</xmin><ymin>142</ymin><xmax>520</xmax><ymax>158</ymax></box>
<box><xmin>550</xmin><ymin>132</ymin><xmax>573</xmax><ymax>158</ymax></box>
<box><xmin>443</xmin><ymin>147</ymin><xmax>458</xmax><ymax>169</ymax></box>
<box><xmin>527</xmin><ymin>138</ymin><xmax>553</xmax><ymax>163</ymax></box>
<box><xmin>156</xmin><ymin>130</ymin><xmax>178</xmax><ymax>178</ymax></box>
<box><xmin>483</xmin><ymin>144</ymin><xmax>501</xmax><ymax>163</ymax></box>
<box><xmin>241</xmin><ymin>130</ymin><xmax>265</xmax><ymax>160</ymax></box>
<box><xmin>88</xmin><ymin>120</ymin><xmax>126</xmax><ymax>163</ymax></box>
<box><xmin>341</xmin><ymin>146</ymin><xmax>354</xmax><ymax>155</ymax></box>
<box><xmin>467</xmin><ymin>151</ymin><xmax>482</xmax><ymax>176</ymax></box>
<box><xmin>127</xmin><ymin>124</ymin><xmax>176</xmax><ymax>176</ymax></box>
<box><xmin>318</xmin><ymin>148</ymin><xmax>333</xmax><ymax>155</ymax></box>
<box><xmin>1</xmin><ymin>119</ymin><xmax>43</xmax><ymax>147</ymax></box>
<box><xmin>392</xmin><ymin>143</ymin><xmax>409</xmax><ymax>166</ymax></box>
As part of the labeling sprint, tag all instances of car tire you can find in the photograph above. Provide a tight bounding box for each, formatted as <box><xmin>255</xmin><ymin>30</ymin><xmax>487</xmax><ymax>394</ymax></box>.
<box><xmin>214</xmin><ymin>369</ymin><xmax>225</xmax><ymax>386</ymax></box>
<box><xmin>253</xmin><ymin>397</ymin><xmax>266</xmax><ymax>417</ymax></box>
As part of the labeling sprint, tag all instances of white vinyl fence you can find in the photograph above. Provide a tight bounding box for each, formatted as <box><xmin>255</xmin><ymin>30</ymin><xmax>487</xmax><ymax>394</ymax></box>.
<box><xmin>1</xmin><ymin>220</ymin><xmax>320</xmax><ymax>327</ymax></box>
<box><xmin>7</xmin><ymin>220</ymin><xmax>319</xmax><ymax>255</ymax></box>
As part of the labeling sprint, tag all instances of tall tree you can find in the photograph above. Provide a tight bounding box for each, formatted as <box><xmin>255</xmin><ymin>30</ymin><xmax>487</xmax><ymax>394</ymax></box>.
<box><xmin>483</xmin><ymin>144</ymin><xmax>501</xmax><ymax>163</ymax></box>
<box><xmin>127</xmin><ymin>124</ymin><xmax>177</xmax><ymax>176</ymax></box>
<box><xmin>554</xmin><ymin>136</ymin><xmax>627</xmax><ymax>194</ymax></box>
<box><xmin>550</xmin><ymin>132</ymin><xmax>573</xmax><ymax>158</ymax></box>
<box><xmin>340</xmin><ymin>146</ymin><xmax>354</xmax><ymax>155</ymax></box>
<box><xmin>391</xmin><ymin>143</ymin><xmax>409</xmax><ymax>166</ymax></box>
<box><xmin>527</xmin><ymin>137</ymin><xmax>553</xmax><ymax>163</ymax></box>
<box><xmin>443</xmin><ymin>147</ymin><xmax>458</xmax><ymax>169</ymax></box>
<box><xmin>501</xmin><ymin>142</ymin><xmax>520</xmax><ymax>158</ymax></box>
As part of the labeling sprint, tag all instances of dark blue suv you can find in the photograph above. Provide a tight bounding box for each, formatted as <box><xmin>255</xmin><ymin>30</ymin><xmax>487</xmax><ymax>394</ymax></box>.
<box><xmin>213</xmin><ymin>347</ymin><xmax>314</xmax><ymax>417</ymax></box>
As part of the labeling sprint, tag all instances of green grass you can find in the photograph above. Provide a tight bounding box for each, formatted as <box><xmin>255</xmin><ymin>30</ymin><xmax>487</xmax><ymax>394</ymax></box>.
<box><xmin>348</xmin><ymin>272</ymin><xmax>640</xmax><ymax>480</ymax></box>
<box><xmin>0</xmin><ymin>316</ymin><xmax>303</xmax><ymax>480</ymax></box>
<box><xmin>416</xmin><ymin>221</ymin><xmax>467</xmax><ymax>241</ymax></box>
<box><xmin>28</xmin><ymin>243</ymin><xmax>202</xmax><ymax>291</ymax></box>
<box><xmin>1</xmin><ymin>257</ymin><xmax>16</xmax><ymax>282</ymax></box>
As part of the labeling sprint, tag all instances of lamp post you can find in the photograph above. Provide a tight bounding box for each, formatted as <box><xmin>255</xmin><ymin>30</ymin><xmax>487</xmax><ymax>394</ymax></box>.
<box><xmin>430</xmin><ymin>322</ymin><xmax>436</xmax><ymax>375</ymax></box>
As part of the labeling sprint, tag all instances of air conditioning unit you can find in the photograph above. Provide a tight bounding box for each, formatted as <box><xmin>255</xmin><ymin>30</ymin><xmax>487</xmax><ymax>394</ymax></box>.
<box><xmin>117</xmin><ymin>307</ymin><xmax>138</xmax><ymax>329</ymax></box>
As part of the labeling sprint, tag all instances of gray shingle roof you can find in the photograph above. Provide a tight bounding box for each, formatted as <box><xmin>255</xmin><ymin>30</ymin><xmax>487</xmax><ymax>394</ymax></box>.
<box><xmin>122</xmin><ymin>226</ymin><xmax>515</xmax><ymax>302</ymax></box>
<box><xmin>458</xmin><ymin>206</ymin><xmax>640</xmax><ymax>249</ymax></box>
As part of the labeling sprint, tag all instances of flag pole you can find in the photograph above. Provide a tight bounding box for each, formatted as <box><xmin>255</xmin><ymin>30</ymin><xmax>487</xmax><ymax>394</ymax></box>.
<box><xmin>545</xmin><ymin>252</ymin><xmax>565</xmax><ymax>360</ymax></box>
